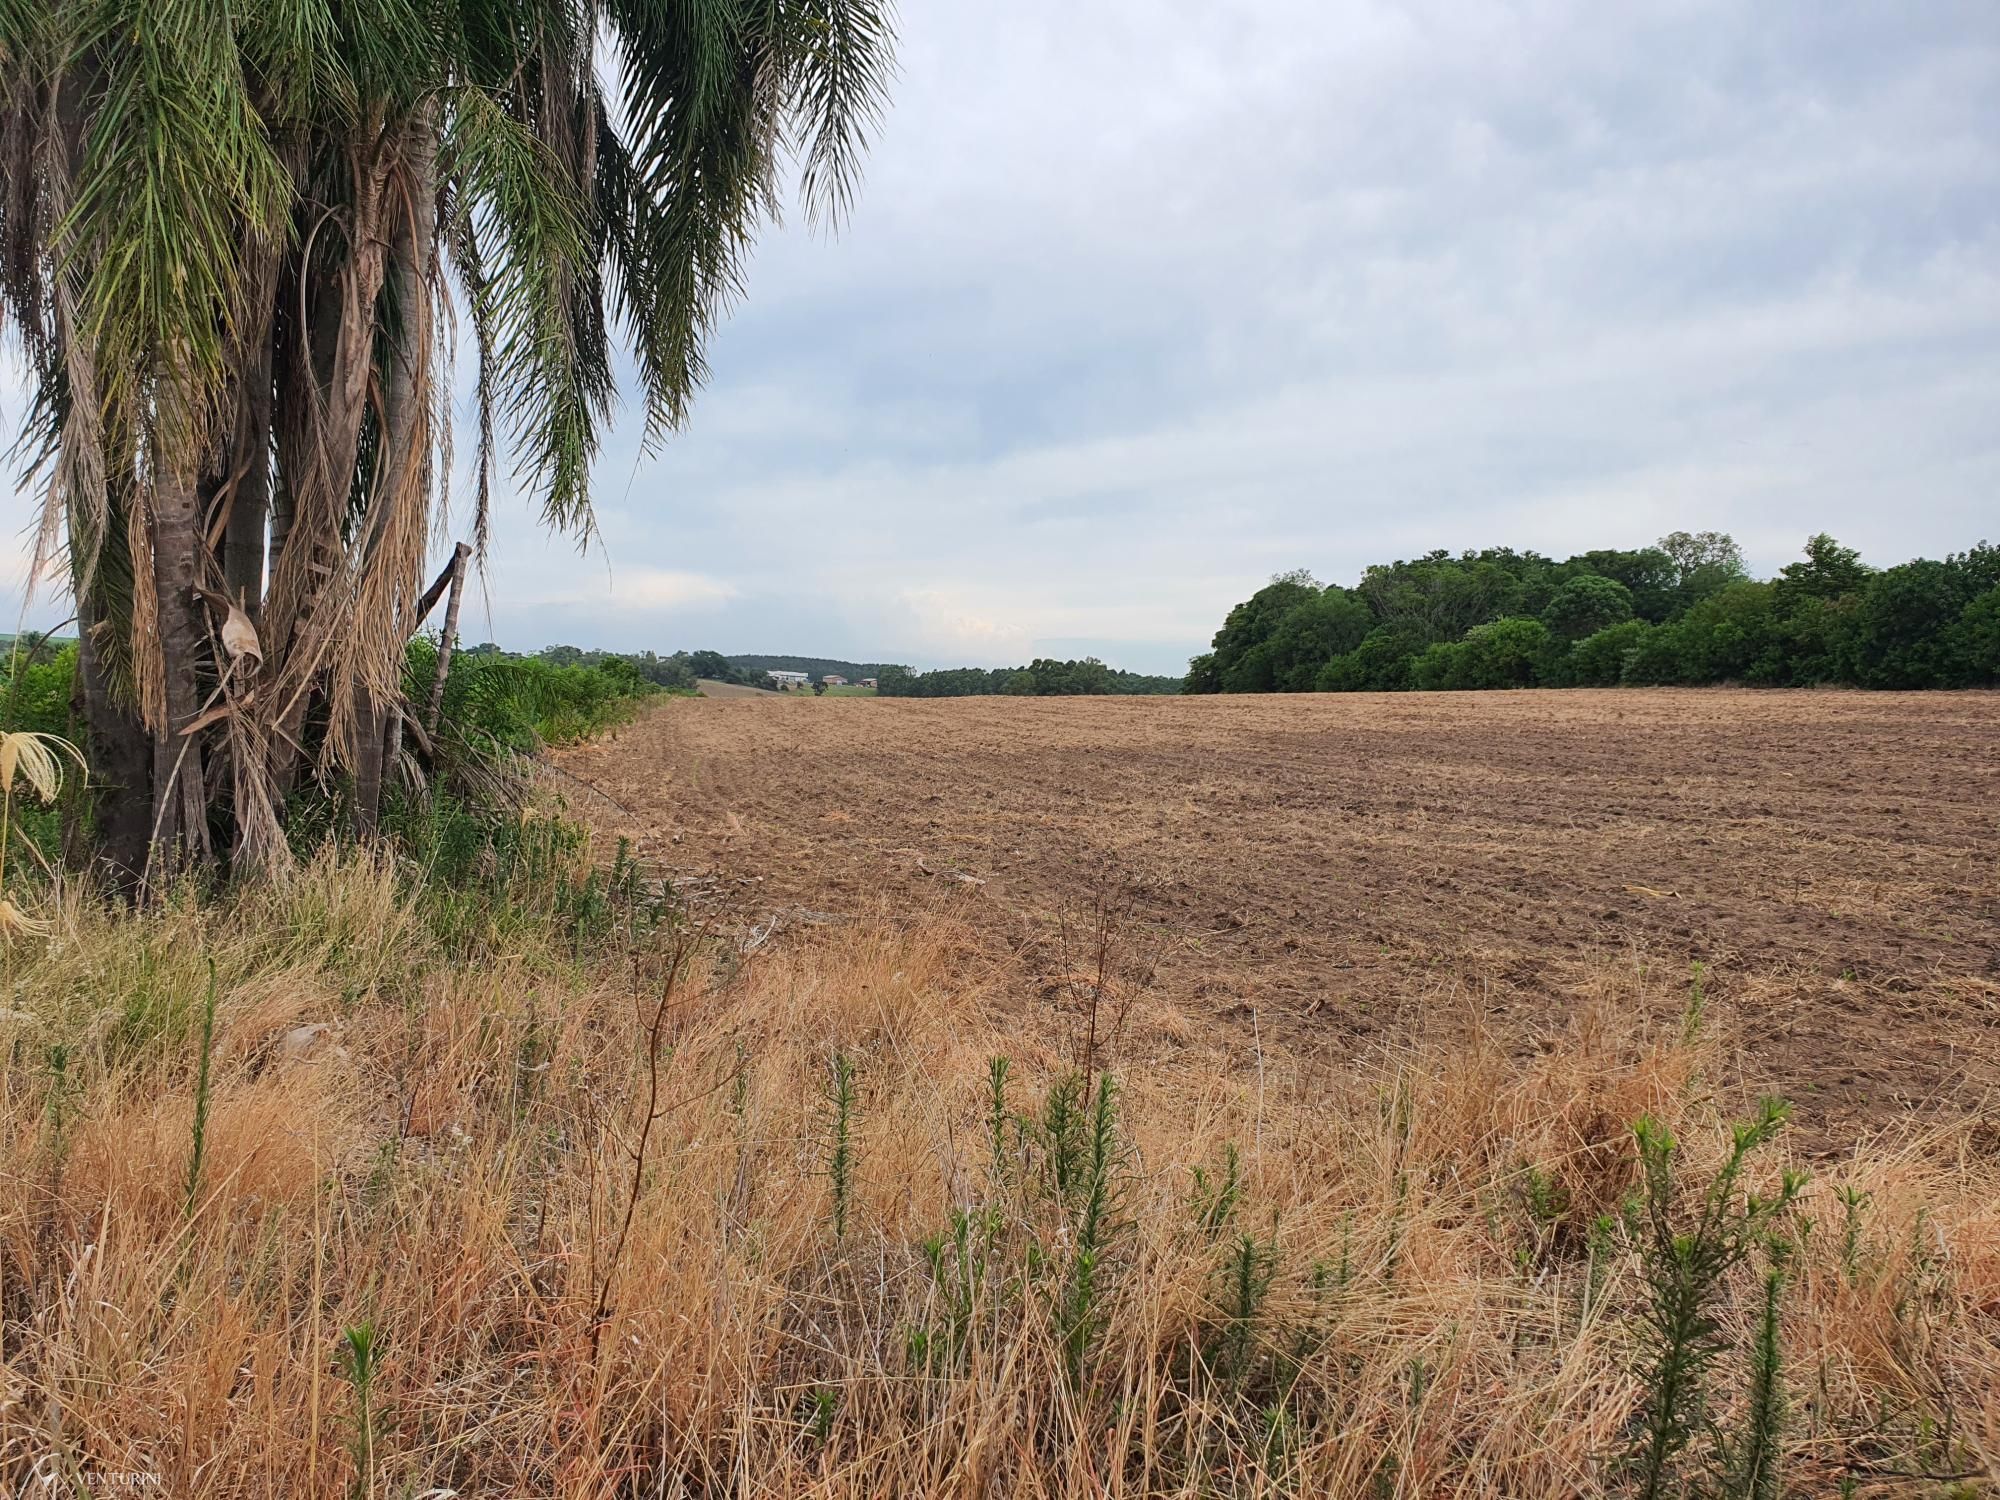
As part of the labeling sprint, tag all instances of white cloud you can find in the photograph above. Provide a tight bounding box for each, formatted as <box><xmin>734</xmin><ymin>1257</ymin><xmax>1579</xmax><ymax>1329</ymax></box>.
<box><xmin>606</xmin><ymin>568</ymin><xmax>736</xmax><ymax>612</ymax></box>
<box><xmin>894</xmin><ymin>588</ymin><xmax>1034</xmax><ymax>660</ymax></box>
<box><xmin>511</xmin><ymin>562</ymin><xmax>737</xmax><ymax>613</ymax></box>
<box><xmin>6</xmin><ymin>0</ymin><xmax>1998</xmax><ymax>672</ymax></box>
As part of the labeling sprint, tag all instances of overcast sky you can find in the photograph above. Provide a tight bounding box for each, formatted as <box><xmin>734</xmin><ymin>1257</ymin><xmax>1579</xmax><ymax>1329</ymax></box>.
<box><xmin>6</xmin><ymin>1</ymin><xmax>1997</xmax><ymax>674</ymax></box>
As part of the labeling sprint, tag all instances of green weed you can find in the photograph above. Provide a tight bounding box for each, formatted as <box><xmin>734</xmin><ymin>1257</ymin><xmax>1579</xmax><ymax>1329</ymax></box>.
<box><xmin>826</xmin><ymin>1051</ymin><xmax>858</xmax><ymax>1244</ymax></box>
<box><xmin>1626</xmin><ymin>1098</ymin><xmax>1802</xmax><ymax>1500</ymax></box>
<box><xmin>182</xmin><ymin>961</ymin><xmax>218</xmax><ymax>1218</ymax></box>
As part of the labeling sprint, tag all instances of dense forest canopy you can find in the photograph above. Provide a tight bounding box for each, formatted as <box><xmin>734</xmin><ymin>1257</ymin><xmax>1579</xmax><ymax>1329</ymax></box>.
<box><xmin>1187</xmin><ymin>533</ymin><xmax>2000</xmax><ymax>694</ymax></box>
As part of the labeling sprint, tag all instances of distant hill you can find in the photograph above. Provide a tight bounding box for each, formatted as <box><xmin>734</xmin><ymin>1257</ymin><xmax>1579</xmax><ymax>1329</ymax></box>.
<box><xmin>0</xmin><ymin>633</ymin><xmax>77</xmax><ymax>649</ymax></box>
<box><xmin>726</xmin><ymin>655</ymin><xmax>902</xmax><ymax>681</ymax></box>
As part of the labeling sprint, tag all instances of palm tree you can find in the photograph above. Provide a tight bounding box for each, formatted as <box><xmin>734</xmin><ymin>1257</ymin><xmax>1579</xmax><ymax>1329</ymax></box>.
<box><xmin>0</xmin><ymin>0</ymin><xmax>891</xmax><ymax>891</ymax></box>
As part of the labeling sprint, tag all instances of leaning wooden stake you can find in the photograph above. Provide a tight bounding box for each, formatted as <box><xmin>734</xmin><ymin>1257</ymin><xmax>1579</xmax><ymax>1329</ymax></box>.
<box><xmin>424</xmin><ymin>542</ymin><xmax>471</xmax><ymax>732</ymax></box>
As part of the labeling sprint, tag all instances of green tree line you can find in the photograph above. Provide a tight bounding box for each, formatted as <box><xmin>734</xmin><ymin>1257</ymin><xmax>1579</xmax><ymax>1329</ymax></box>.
<box><xmin>878</xmin><ymin>658</ymin><xmax>1182</xmax><ymax>698</ymax></box>
<box><xmin>529</xmin><ymin>649</ymin><xmax>901</xmax><ymax>691</ymax></box>
<box><xmin>1186</xmin><ymin>533</ymin><xmax>2000</xmax><ymax>694</ymax></box>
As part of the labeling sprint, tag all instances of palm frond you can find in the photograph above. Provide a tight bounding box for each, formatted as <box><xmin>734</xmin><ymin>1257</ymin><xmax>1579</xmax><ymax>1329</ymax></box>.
<box><xmin>777</xmin><ymin>0</ymin><xmax>895</xmax><ymax>230</ymax></box>
<box><xmin>237</xmin><ymin>0</ymin><xmax>339</xmax><ymax>127</ymax></box>
<box><xmin>441</xmin><ymin>78</ymin><xmax>602</xmax><ymax>534</ymax></box>
<box><xmin>60</xmin><ymin>0</ymin><xmax>288</xmax><ymax>424</ymax></box>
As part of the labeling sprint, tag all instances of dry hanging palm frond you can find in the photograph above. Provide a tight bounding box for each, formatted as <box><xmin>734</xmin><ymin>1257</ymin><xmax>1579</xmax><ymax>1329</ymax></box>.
<box><xmin>224</xmin><ymin>708</ymin><xmax>291</xmax><ymax>880</ymax></box>
<box><xmin>0</xmin><ymin>894</ymin><xmax>50</xmax><ymax>943</ymax></box>
<box><xmin>0</xmin><ymin>728</ymin><xmax>85</xmax><ymax>941</ymax></box>
<box><xmin>122</xmin><ymin>465</ymin><xmax>166</xmax><ymax>732</ymax></box>
<box><xmin>194</xmin><ymin>586</ymin><xmax>263</xmax><ymax>675</ymax></box>
<box><xmin>0</xmin><ymin>729</ymin><xmax>86</xmax><ymax>806</ymax></box>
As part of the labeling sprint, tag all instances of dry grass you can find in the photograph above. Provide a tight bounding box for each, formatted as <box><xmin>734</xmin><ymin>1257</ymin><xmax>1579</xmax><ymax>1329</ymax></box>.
<box><xmin>0</xmin><ymin>848</ymin><xmax>1994</xmax><ymax>1496</ymax></box>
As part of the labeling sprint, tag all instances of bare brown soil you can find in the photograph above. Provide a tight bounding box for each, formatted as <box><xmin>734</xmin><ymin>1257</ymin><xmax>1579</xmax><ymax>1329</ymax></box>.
<box><xmin>559</xmin><ymin>689</ymin><xmax>2000</xmax><ymax>1143</ymax></box>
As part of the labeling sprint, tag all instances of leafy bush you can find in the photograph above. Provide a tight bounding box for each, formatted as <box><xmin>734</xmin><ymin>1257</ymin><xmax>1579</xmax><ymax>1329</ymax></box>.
<box><xmin>1660</xmin><ymin>582</ymin><xmax>1784</xmax><ymax>685</ymax></box>
<box><xmin>1770</xmin><ymin>594</ymin><xmax>1858</xmax><ymax>685</ymax></box>
<box><xmin>413</xmin><ymin>640</ymin><xmax>656</xmax><ymax>756</ymax></box>
<box><xmin>1952</xmin><ymin>586</ymin><xmax>2000</xmax><ymax>683</ymax></box>
<box><xmin>1262</xmin><ymin>587</ymin><xmax>1374</xmax><ymax>690</ymax></box>
<box><xmin>534</xmin><ymin>645</ymin><xmax>698</xmax><ymax>690</ymax></box>
<box><xmin>384</xmin><ymin>641</ymin><xmax>662</xmax><ymax>865</ymax></box>
<box><xmin>1313</xmin><ymin>624</ymin><xmax>1423</xmax><ymax>692</ymax></box>
<box><xmin>1197</xmin><ymin>572</ymin><xmax>1321</xmax><ymax>692</ymax></box>
<box><xmin>1541</xmin><ymin>575</ymin><xmax>1634</xmax><ymax>643</ymax></box>
<box><xmin>1841</xmin><ymin>556</ymin><xmax>1996</xmax><ymax>688</ymax></box>
<box><xmin>1562</xmin><ymin>618</ymin><xmax>1654</xmax><ymax>687</ymax></box>
<box><xmin>1410</xmin><ymin>617</ymin><xmax>1551</xmax><ymax>690</ymax></box>
<box><xmin>1</xmin><ymin>640</ymin><xmax>75</xmax><ymax>738</ymax></box>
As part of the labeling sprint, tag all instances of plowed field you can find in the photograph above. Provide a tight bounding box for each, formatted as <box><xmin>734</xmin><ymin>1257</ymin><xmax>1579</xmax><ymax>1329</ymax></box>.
<box><xmin>558</xmin><ymin>689</ymin><xmax>2000</xmax><ymax>1143</ymax></box>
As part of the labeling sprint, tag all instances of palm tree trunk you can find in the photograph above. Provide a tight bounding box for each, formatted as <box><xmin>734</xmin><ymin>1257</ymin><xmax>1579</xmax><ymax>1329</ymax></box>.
<box><xmin>70</xmin><ymin>604</ymin><xmax>152</xmax><ymax>896</ymax></box>
<box><xmin>347</xmin><ymin>692</ymin><xmax>385</xmax><ymax>839</ymax></box>
<box><xmin>380</xmin><ymin>700</ymin><xmax>404</xmax><ymax>799</ymax></box>
<box><xmin>43</xmin><ymin>59</ymin><xmax>156</xmax><ymax>892</ymax></box>
<box><xmin>146</xmin><ymin>460</ymin><xmax>212</xmax><ymax>879</ymax></box>
<box><xmin>348</xmin><ymin>118</ymin><xmax>436</xmax><ymax>839</ymax></box>
<box><xmin>187</xmin><ymin>241</ymin><xmax>285</xmax><ymax>874</ymax></box>
<box><xmin>268</xmin><ymin>152</ymin><xmax>394</xmax><ymax>801</ymax></box>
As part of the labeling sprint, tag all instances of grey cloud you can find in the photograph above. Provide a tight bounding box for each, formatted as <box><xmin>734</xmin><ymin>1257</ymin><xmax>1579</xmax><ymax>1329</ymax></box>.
<box><xmin>7</xmin><ymin>1</ymin><xmax>1998</xmax><ymax>677</ymax></box>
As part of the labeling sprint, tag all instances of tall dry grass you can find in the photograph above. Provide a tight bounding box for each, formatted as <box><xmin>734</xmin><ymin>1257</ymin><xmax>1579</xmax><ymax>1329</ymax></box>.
<box><xmin>0</xmin><ymin>847</ymin><xmax>1993</xmax><ymax>1496</ymax></box>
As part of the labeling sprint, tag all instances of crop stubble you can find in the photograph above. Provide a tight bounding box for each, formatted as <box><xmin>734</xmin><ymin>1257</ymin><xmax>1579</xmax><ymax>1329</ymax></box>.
<box><xmin>559</xmin><ymin>688</ymin><xmax>2000</xmax><ymax>1142</ymax></box>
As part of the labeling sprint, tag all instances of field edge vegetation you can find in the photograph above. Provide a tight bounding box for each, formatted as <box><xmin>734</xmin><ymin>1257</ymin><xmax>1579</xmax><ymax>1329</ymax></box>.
<box><xmin>0</xmin><ymin>781</ymin><xmax>1991</xmax><ymax>1494</ymax></box>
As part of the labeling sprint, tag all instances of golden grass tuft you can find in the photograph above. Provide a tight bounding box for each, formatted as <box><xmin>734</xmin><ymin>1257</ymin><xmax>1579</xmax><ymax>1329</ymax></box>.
<box><xmin>0</xmin><ymin>854</ymin><xmax>1993</xmax><ymax>1496</ymax></box>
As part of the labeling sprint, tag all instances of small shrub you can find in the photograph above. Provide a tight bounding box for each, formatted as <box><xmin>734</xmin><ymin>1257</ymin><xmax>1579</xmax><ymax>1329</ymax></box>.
<box><xmin>1626</xmin><ymin>1098</ymin><xmax>1803</xmax><ymax>1500</ymax></box>
<box><xmin>826</xmin><ymin>1051</ymin><xmax>858</xmax><ymax>1244</ymax></box>
<box><xmin>337</xmin><ymin>1323</ymin><xmax>383</xmax><ymax>1499</ymax></box>
<box><xmin>1718</xmin><ymin>1250</ymin><xmax>1790</xmax><ymax>1500</ymax></box>
<box><xmin>182</xmin><ymin>962</ymin><xmax>219</xmax><ymax>1218</ymax></box>
<box><xmin>1191</xmin><ymin>1141</ymin><xmax>1243</xmax><ymax>1239</ymax></box>
<box><xmin>1057</xmin><ymin>1073</ymin><xmax>1122</xmax><ymax>1377</ymax></box>
<box><xmin>1209</xmin><ymin>1228</ymin><xmax>1281</xmax><ymax>1394</ymax></box>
